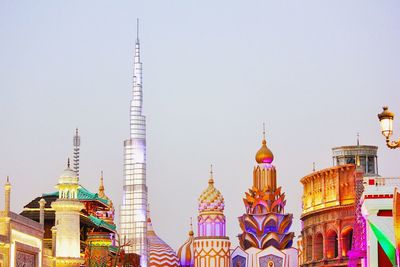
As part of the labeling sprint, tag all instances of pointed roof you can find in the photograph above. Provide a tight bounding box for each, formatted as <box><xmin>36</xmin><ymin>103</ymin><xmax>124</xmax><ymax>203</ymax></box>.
<box><xmin>147</xmin><ymin>217</ymin><xmax>180</xmax><ymax>267</ymax></box>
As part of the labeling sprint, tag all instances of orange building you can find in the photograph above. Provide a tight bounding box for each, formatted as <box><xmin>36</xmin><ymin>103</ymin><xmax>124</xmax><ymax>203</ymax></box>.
<box><xmin>300</xmin><ymin>164</ymin><xmax>359</xmax><ymax>266</ymax></box>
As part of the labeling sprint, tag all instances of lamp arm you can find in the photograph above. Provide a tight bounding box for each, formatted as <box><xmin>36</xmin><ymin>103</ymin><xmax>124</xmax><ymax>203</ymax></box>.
<box><xmin>386</xmin><ymin>136</ymin><xmax>400</xmax><ymax>149</ymax></box>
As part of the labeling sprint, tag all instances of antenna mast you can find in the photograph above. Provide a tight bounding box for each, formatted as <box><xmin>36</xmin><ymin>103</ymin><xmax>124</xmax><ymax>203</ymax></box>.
<box><xmin>73</xmin><ymin>128</ymin><xmax>81</xmax><ymax>178</ymax></box>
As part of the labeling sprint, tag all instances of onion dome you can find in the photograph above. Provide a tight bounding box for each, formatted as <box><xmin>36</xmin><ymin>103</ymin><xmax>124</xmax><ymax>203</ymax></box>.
<box><xmin>198</xmin><ymin>168</ymin><xmax>225</xmax><ymax>213</ymax></box>
<box><xmin>177</xmin><ymin>221</ymin><xmax>194</xmax><ymax>267</ymax></box>
<box><xmin>255</xmin><ymin>137</ymin><xmax>274</xmax><ymax>164</ymax></box>
<box><xmin>148</xmin><ymin>217</ymin><xmax>180</xmax><ymax>267</ymax></box>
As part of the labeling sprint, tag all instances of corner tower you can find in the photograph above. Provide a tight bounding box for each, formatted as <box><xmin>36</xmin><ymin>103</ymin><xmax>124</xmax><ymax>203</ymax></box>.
<box><xmin>120</xmin><ymin>19</ymin><xmax>148</xmax><ymax>266</ymax></box>
<box><xmin>193</xmin><ymin>168</ymin><xmax>231</xmax><ymax>267</ymax></box>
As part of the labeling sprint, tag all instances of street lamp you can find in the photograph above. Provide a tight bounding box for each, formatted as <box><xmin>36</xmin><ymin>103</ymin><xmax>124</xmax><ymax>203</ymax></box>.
<box><xmin>378</xmin><ymin>106</ymin><xmax>399</xmax><ymax>149</ymax></box>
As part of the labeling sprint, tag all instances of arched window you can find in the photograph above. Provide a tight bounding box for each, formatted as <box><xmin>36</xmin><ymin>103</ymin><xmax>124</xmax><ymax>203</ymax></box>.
<box><xmin>314</xmin><ymin>233</ymin><xmax>324</xmax><ymax>260</ymax></box>
<box><xmin>306</xmin><ymin>235</ymin><xmax>313</xmax><ymax>261</ymax></box>
<box><xmin>326</xmin><ymin>229</ymin><xmax>338</xmax><ymax>259</ymax></box>
<box><xmin>341</xmin><ymin>227</ymin><xmax>353</xmax><ymax>257</ymax></box>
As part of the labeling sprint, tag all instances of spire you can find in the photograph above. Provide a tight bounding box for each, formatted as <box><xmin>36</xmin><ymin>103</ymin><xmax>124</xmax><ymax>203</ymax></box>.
<box><xmin>263</xmin><ymin>122</ymin><xmax>266</xmax><ymax>144</ymax></box>
<box><xmin>131</xmin><ymin>18</ymin><xmax>143</xmax><ymax>120</ymax></box>
<box><xmin>312</xmin><ymin>162</ymin><xmax>316</xmax><ymax>172</ymax></box>
<box><xmin>357</xmin><ymin>132</ymin><xmax>360</xmax><ymax>146</ymax></box>
<box><xmin>208</xmin><ymin>164</ymin><xmax>214</xmax><ymax>185</ymax></box>
<box><xmin>136</xmin><ymin>18</ymin><xmax>140</xmax><ymax>43</ymax></box>
<box><xmin>99</xmin><ymin>171</ymin><xmax>105</xmax><ymax>197</ymax></box>
<box><xmin>6</xmin><ymin>176</ymin><xmax>9</xmax><ymax>184</ymax></box>
<box><xmin>67</xmin><ymin>158</ymin><xmax>70</xmax><ymax>168</ymax></box>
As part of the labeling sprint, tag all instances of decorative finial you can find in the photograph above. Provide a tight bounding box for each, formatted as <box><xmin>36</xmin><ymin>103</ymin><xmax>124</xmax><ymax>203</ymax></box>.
<box><xmin>208</xmin><ymin>164</ymin><xmax>214</xmax><ymax>185</ymax></box>
<box><xmin>75</xmin><ymin>128</ymin><xmax>79</xmax><ymax>135</ymax></box>
<box><xmin>67</xmin><ymin>158</ymin><xmax>70</xmax><ymax>168</ymax></box>
<box><xmin>6</xmin><ymin>176</ymin><xmax>10</xmax><ymax>184</ymax></box>
<box><xmin>312</xmin><ymin>162</ymin><xmax>316</xmax><ymax>172</ymax></box>
<box><xmin>189</xmin><ymin>217</ymin><xmax>194</xmax><ymax>236</ymax></box>
<box><xmin>262</xmin><ymin>123</ymin><xmax>267</xmax><ymax>145</ymax></box>
<box><xmin>263</xmin><ymin>123</ymin><xmax>266</xmax><ymax>140</ymax></box>
<box><xmin>357</xmin><ymin>132</ymin><xmax>360</xmax><ymax>146</ymax></box>
<box><xmin>99</xmin><ymin>171</ymin><xmax>105</xmax><ymax>196</ymax></box>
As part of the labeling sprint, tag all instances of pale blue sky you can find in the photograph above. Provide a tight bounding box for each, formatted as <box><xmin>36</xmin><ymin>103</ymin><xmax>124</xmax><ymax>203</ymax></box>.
<box><xmin>1</xmin><ymin>1</ymin><xmax>399</xmax><ymax>250</ymax></box>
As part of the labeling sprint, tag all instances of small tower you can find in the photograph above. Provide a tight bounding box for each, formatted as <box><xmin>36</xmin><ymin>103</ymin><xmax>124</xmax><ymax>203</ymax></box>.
<box><xmin>51</xmin><ymin>160</ymin><xmax>84</xmax><ymax>267</ymax></box>
<box><xmin>193</xmin><ymin>167</ymin><xmax>230</xmax><ymax>267</ymax></box>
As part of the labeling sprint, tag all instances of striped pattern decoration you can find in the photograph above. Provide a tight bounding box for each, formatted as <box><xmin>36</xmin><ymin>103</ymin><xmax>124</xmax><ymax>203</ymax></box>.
<box><xmin>177</xmin><ymin>230</ymin><xmax>194</xmax><ymax>267</ymax></box>
<box><xmin>148</xmin><ymin>219</ymin><xmax>180</xmax><ymax>267</ymax></box>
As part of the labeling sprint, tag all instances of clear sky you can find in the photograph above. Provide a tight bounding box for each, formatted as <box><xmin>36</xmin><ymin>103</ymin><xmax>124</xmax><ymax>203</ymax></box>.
<box><xmin>1</xmin><ymin>0</ymin><xmax>400</xmax><ymax>250</ymax></box>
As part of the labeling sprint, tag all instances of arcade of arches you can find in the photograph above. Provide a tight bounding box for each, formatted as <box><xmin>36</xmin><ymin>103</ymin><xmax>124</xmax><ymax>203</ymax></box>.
<box><xmin>300</xmin><ymin>165</ymin><xmax>357</xmax><ymax>267</ymax></box>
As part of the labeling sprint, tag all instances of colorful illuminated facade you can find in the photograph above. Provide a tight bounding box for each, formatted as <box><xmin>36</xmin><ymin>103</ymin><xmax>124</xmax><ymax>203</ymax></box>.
<box><xmin>21</xmin><ymin>170</ymin><xmax>118</xmax><ymax>266</ymax></box>
<box><xmin>193</xmin><ymin>169</ymin><xmax>231</xmax><ymax>267</ymax></box>
<box><xmin>361</xmin><ymin>176</ymin><xmax>400</xmax><ymax>266</ymax></box>
<box><xmin>120</xmin><ymin>21</ymin><xmax>148</xmax><ymax>267</ymax></box>
<box><xmin>231</xmin><ymin>134</ymin><xmax>297</xmax><ymax>267</ymax></box>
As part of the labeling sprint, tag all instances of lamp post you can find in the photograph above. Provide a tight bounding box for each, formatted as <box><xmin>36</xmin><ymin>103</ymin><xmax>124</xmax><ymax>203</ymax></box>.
<box><xmin>378</xmin><ymin>106</ymin><xmax>400</xmax><ymax>149</ymax></box>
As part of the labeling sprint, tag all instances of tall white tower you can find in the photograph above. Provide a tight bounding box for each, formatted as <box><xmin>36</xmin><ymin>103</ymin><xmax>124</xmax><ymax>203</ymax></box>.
<box><xmin>120</xmin><ymin>19</ymin><xmax>148</xmax><ymax>267</ymax></box>
<box><xmin>51</xmin><ymin>160</ymin><xmax>84</xmax><ymax>267</ymax></box>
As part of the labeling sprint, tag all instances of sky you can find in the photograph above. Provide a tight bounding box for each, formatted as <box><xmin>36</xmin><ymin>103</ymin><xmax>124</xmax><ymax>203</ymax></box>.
<box><xmin>1</xmin><ymin>1</ymin><xmax>400</xmax><ymax>251</ymax></box>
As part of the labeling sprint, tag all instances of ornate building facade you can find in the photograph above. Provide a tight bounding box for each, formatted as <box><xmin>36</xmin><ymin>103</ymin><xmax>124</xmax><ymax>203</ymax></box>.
<box><xmin>21</xmin><ymin>169</ymin><xmax>119</xmax><ymax>266</ymax></box>
<box><xmin>0</xmin><ymin>177</ymin><xmax>46</xmax><ymax>267</ymax></box>
<box><xmin>300</xmin><ymin>164</ymin><xmax>359</xmax><ymax>266</ymax></box>
<box><xmin>300</xmin><ymin>144</ymin><xmax>378</xmax><ymax>267</ymax></box>
<box><xmin>231</xmin><ymin>134</ymin><xmax>297</xmax><ymax>267</ymax></box>
<box><xmin>193</xmin><ymin>170</ymin><xmax>231</xmax><ymax>267</ymax></box>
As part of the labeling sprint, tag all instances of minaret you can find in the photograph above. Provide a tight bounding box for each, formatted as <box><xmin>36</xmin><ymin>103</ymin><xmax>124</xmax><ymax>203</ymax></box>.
<box><xmin>51</xmin><ymin>159</ymin><xmax>84</xmax><ymax>267</ymax></box>
<box><xmin>120</xmin><ymin>19</ymin><xmax>148</xmax><ymax>266</ymax></box>
<box><xmin>73</xmin><ymin>128</ymin><xmax>80</xmax><ymax>178</ymax></box>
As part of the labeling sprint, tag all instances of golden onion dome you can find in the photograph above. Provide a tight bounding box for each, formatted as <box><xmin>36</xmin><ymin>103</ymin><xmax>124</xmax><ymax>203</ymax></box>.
<box><xmin>255</xmin><ymin>138</ymin><xmax>274</xmax><ymax>164</ymax></box>
<box><xmin>198</xmin><ymin>170</ymin><xmax>225</xmax><ymax>213</ymax></box>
